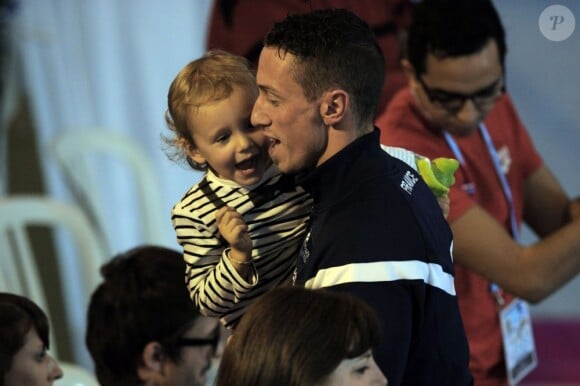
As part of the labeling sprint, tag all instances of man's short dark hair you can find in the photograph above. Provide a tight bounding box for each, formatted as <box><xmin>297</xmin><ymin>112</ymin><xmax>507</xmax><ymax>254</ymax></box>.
<box><xmin>86</xmin><ymin>245</ymin><xmax>200</xmax><ymax>386</ymax></box>
<box><xmin>407</xmin><ymin>0</ymin><xmax>506</xmax><ymax>75</ymax></box>
<box><xmin>264</xmin><ymin>8</ymin><xmax>385</xmax><ymax>128</ymax></box>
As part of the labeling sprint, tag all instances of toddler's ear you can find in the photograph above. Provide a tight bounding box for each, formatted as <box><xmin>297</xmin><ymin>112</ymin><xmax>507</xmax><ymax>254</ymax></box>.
<box><xmin>184</xmin><ymin>142</ymin><xmax>207</xmax><ymax>166</ymax></box>
<box><xmin>177</xmin><ymin>137</ymin><xmax>205</xmax><ymax>166</ymax></box>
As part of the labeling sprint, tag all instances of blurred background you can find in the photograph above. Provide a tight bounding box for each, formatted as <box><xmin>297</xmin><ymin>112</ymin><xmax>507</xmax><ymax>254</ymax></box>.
<box><xmin>2</xmin><ymin>0</ymin><xmax>579</xmax><ymax>382</ymax></box>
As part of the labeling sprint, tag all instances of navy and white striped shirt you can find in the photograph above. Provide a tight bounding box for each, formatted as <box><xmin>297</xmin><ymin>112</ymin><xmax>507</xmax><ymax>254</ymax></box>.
<box><xmin>172</xmin><ymin>145</ymin><xmax>422</xmax><ymax>328</ymax></box>
<box><xmin>172</xmin><ymin>166</ymin><xmax>311</xmax><ymax>327</ymax></box>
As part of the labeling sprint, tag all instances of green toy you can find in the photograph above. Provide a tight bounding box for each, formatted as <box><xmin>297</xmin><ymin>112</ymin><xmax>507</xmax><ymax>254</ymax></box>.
<box><xmin>416</xmin><ymin>157</ymin><xmax>460</xmax><ymax>197</ymax></box>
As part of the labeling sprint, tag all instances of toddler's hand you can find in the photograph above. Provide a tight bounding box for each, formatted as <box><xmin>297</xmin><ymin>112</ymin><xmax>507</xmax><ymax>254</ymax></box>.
<box><xmin>216</xmin><ymin>206</ymin><xmax>252</xmax><ymax>258</ymax></box>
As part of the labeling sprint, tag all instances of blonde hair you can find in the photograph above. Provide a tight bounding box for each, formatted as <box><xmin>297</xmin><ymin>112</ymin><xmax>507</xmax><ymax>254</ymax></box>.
<box><xmin>163</xmin><ymin>50</ymin><xmax>257</xmax><ymax>170</ymax></box>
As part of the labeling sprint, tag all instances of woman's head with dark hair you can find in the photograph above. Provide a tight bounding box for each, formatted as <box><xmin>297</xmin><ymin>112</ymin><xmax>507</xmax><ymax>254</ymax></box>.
<box><xmin>0</xmin><ymin>293</ymin><xmax>62</xmax><ymax>386</ymax></box>
<box><xmin>216</xmin><ymin>286</ymin><xmax>387</xmax><ymax>386</ymax></box>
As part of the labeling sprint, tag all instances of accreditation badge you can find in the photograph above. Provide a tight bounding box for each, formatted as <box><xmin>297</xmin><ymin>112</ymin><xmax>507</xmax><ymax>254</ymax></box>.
<box><xmin>499</xmin><ymin>298</ymin><xmax>538</xmax><ymax>385</ymax></box>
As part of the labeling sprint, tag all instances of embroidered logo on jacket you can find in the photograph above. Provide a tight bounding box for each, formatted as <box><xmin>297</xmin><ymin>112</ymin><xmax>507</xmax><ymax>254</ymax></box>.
<box><xmin>400</xmin><ymin>171</ymin><xmax>419</xmax><ymax>195</ymax></box>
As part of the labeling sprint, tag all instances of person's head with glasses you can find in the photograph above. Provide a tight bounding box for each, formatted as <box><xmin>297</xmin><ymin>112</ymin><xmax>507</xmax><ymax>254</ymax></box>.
<box><xmin>402</xmin><ymin>0</ymin><xmax>506</xmax><ymax>136</ymax></box>
<box><xmin>86</xmin><ymin>245</ymin><xmax>221</xmax><ymax>386</ymax></box>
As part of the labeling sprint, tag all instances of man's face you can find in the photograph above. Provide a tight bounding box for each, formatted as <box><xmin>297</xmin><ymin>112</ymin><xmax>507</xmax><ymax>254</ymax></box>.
<box><xmin>251</xmin><ymin>47</ymin><xmax>328</xmax><ymax>174</ymax></box>
<box><xmin>409</xmin><ymin>39</ymin><xmax>504</xmax><ymax>137</ymax></box>
<box><xmin>165</xmin><ymin>317</ymin><xmax>220</xmax><ymax>386</ymax></box>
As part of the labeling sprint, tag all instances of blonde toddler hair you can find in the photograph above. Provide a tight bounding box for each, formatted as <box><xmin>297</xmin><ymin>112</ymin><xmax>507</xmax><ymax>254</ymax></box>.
<box><xmin>164</xmin><ymin>50</ymin><xmax>257</xmax><ymax>170</ymax></box>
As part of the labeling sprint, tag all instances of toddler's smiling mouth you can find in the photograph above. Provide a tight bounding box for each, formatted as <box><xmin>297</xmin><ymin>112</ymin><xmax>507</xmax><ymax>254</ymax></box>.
<box><xmin>236</xmin><ymin>156</ymin><xmax>259</xmax><ymax>174</ymax></box>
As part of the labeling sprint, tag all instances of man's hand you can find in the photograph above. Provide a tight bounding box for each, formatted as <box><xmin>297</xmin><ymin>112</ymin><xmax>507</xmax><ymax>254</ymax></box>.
<box><xmin>416</xmin><ymin>157</ymin><xmax>457</xmax><ymax>218</ymax></box>
<box><xmin>417</xmin><ymin>157</ymin><xmax>459</xmax><ymax>197</ymax></box>
<box><xmin>568</xmin><ymin>197</ymin><xmax>580</xmax><ymax>221</ymax></box>
<box><xmin>437</xmin><ymin>194</ymin><xmax>450</xmax><ymax>219</ymax></box>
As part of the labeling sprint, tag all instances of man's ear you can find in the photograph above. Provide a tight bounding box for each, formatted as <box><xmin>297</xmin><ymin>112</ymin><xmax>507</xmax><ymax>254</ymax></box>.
<box><xmin>401</xmin><ymin>59</ymin><xmax>415</xmax><ymax>80</ymax></box>
<box><xmin>137</xmin><ymin>342</ymin><xmax>165</xmax><ymax>381</ymax></box>
<box><xmin>319</xmin><ymin>89</ymin><xmax>348</xmax><ymax>126</ymax></box>
<box><xmin>401</xmin><ymin>59</ymin><xmax>423</xmax><ymax>99</ymax></box>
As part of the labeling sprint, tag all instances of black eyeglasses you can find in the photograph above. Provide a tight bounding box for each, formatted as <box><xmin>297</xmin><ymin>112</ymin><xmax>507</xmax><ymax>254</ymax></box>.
<box><xmin>176</xmin><ymin>335</ymin><xmax>220</xmax><ymax>351</ymax></box>
<box><xmin>416</xmin><ymin>74</ymin><xmax>505</xmax><ymax>115</ymax></box>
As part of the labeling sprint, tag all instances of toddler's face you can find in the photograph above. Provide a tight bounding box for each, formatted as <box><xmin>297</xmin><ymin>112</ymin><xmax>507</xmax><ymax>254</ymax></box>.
<box><xmin>189</xmin><ymin>85</ymin><xmax>271</xmax><ymax>186</ymax></box>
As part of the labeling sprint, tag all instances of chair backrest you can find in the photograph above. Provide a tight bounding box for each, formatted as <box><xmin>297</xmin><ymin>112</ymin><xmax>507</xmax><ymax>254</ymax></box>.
<box><xmin>0</xmin><ymin>195</ymin><xmax>108</xmax><ymax>360</ymax></box>
<box><xmin>50</xmin><ymin>129</ymin><xmax>169</xmax><ymax>254</ymax></box>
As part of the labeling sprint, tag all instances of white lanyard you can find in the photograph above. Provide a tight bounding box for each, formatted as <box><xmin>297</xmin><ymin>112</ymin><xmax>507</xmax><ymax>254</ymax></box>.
<box><xmin>443</xmin><ymin>123</ymin><xmax>519</xmax><ymax>239</ymax></box>
<box><xmin>443</xmin><ymin>123</ymin><xmax>519</xmax><ymax>303</ymax></box>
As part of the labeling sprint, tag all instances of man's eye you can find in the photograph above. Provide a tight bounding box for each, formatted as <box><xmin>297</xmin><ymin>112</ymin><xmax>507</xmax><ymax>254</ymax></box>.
<box><xmin>432</xmin><ymin>93</ymin><xmax>458</xmax><ymax>103</ymax></box>
<box><xmin>435</xmin><ymin>98</ymin><xmax>463</xmax><ymax>110</ymax></box>
<box><xmin>477</xmin><ymin>87</ymin><xmax>500</xmax><ymax>99</ymax></box>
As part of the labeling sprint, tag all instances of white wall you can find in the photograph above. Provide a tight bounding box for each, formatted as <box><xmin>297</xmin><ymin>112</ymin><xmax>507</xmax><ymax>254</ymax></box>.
<box><xmin>493</xmin><ymin>1</ymin><xmax>580</xmax><ymax>318</ymax></box>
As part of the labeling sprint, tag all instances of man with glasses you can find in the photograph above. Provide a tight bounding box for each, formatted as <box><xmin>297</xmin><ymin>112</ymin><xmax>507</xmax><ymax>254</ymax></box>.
<box><xmin>378</xmin><ymin>0</ymin><xmax>580</xmax><ymax>385</ymax></box>
<box><xmin>86</xmin><ymin>245</ymin><xmax>221</xmax><ymax>386</ymax></box>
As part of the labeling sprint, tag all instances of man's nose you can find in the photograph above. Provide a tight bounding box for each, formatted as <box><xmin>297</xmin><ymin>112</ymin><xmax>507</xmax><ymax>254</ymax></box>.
<box><xmin>251</xmin><ymin>99</ymin><xmax>269</xmax><ymax>129</ymax></box>
<box><xmin>455</xmin><ymin>99</ymin><xmax>480</xmax><ymax>127</ymax></box>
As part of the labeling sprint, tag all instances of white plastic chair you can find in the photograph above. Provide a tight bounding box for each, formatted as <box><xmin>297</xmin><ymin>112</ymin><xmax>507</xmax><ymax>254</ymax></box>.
<box><xmin>58</xmin><ymin>362</ymin><xmax>99</xmax><ymax>386</ymax></box>
<box><xmin>50</xmin><ymin>129</ymin><xmax>169</xmax><ymax>254</ymax></box>
<box><xmin>0</xmin><ymin>195</ymin><xmax>108</xmax><ymax>360</ymax></box>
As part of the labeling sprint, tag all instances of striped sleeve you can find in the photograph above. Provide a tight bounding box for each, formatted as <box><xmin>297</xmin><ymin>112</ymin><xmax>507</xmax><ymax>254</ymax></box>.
<box><xmin>172</xmin><ymin>169</ymin><xmax>313</xmax><ymax>327</ymax></box>
<box><xmin>171</xmin><ymin>182</ymin><xmax>260</xmax><ymax>320</ymax></box>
